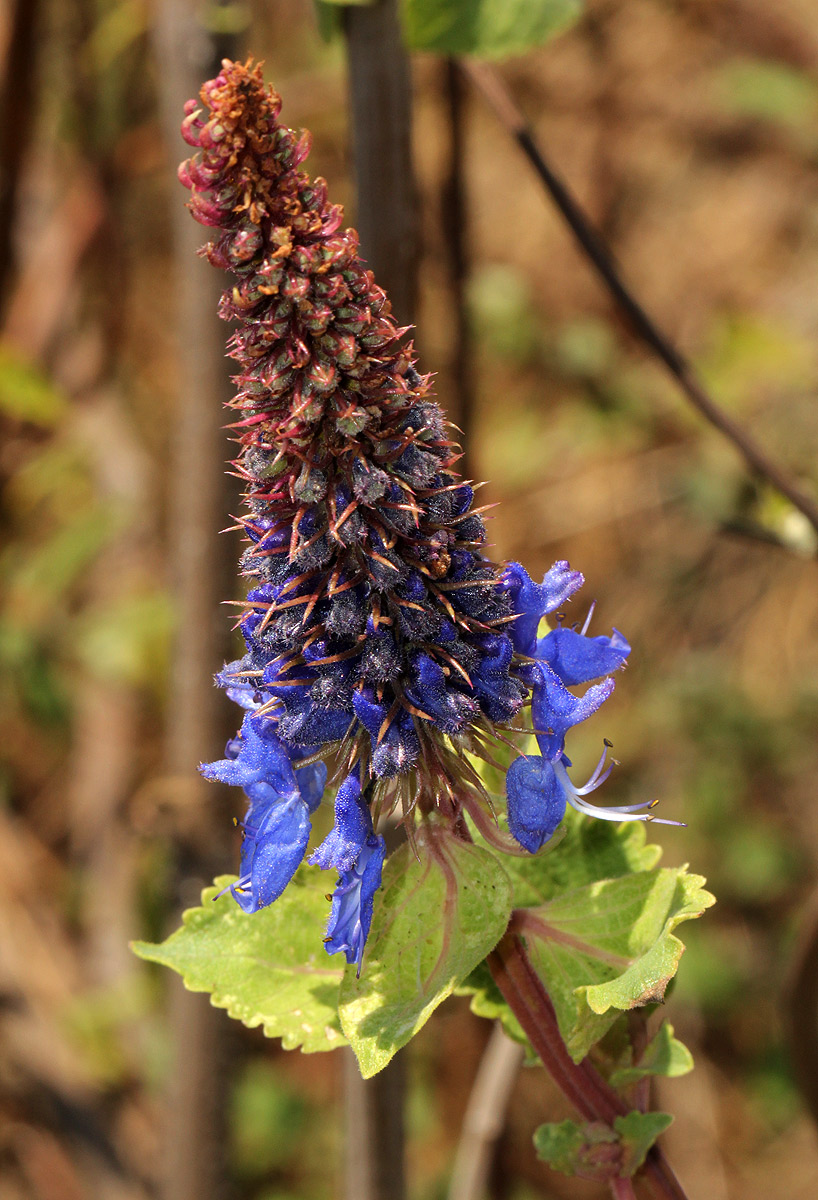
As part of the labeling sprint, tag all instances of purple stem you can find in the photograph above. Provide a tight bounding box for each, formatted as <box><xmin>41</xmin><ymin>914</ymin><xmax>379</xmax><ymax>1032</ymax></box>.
<box><xmin>487</xmin><ymin>930</ymin><xmax>689</xmax><ymax>1200</ymax></box>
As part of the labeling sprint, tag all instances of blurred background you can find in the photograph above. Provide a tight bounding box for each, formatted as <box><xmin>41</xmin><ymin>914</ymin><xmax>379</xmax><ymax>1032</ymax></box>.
<box><xmin>2</xmin><ymin>1</ymin><xmax>818</xmax><ymax>1198</ymax></box>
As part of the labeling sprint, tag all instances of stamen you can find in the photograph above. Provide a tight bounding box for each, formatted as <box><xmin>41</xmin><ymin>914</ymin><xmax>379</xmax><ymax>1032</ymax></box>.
<box><xmin>553</xmin><ymin>760</ymin><xmax>684</xmax><ymax>827</ymax></box>
<box><xmin>580</xmin><ymin>600</ymin><xmax>596</xmax><ymax>637</ymax></box>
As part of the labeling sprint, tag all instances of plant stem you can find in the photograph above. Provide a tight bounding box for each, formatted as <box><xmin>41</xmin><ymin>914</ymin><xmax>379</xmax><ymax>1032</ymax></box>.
<box><xmin>487</xmin><ymin>930</ymin><xmax>689</xmax><ymax>1200</ymax></box>
<box><xmin>463</xmin><ymin>59</ymin><xmax>818</xmax><ymax>544</ymax></box>
<box><xmin>342</xmin><ymin>4</ymin><xmax>416</xmax><ymax>1199</ymax></box>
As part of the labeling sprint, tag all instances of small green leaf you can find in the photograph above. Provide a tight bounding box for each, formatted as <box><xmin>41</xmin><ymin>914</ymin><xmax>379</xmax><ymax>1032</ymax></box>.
<box><xmin>522</xmin><ymin>867</ymin><xmax>714</xmax><ymax>1061</ymax></box>
<box><xmin>534</xmin><ymin>1111</ymin><xmax>673</xmax><ymax>1180</ymax></box>
<box><xmin>614</xmin><ymin>1110</ymin><xmax>673</xmax><ymax>1176</ymax></box>
<box><xmin>403</xmin><ymin>0</ymin><xmax>583</xmax><ymax>59</ymax></box>
<box><xmin>339</xmin><ymin>826</ymin><xmax>512</xmax><ymax>1077</ymax></box>
<box><xmin>534</xmin><ymin>1119</ymin><xmax>619</xmax><ymax>1181</ymax></box>
<box><xmin>132</xmin><ymin>873</ymin><xmax>346</xmax><ymax>1053</ymax></box>
<box><xmin>609</xmin><ymin>1022</ymin><xmax>693</xmax><ymax>1089</ymax></box>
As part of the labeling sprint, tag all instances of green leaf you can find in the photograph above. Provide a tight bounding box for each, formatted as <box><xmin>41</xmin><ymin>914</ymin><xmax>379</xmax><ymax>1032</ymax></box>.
<box><xmin>403</xmin><ymin>0</ymin><xmax>583</xmax><ymax>59</ymax></box>
<box><xmin>455</xmin><ymin>959</ymin><xmax>530</xmax><ymax>1051</ymax></box>
<box><xmin>521</xmin><ymin>867</ymin><xmax>714</xmax><ymax>1061</ymax></box>
<box><xmin>0</xmin><ymin>347</ymin><xmax>68</xmax><ymax>426</ymax></box>
<box><xmin>717</xmin><ymin>59</ymin><xmax>818</xmax><ymax>130</ymax></box>
<box><xmin>534</xmin><ymin>1119</ymin><xmax>619</xmax><ymax>1181</ymax></box>
<box><xmin>614</xmin><ymin>1111</ymin><xmax>674</xmax><ymax>1176</ymax></box>
<box><xmin>609</xmin><ymin>1022</ymin><xmax>693</xmax><ymax>1089</ymax></box>
<box><xmin>534</xmin><ymin>1112</ymin><xmax>673</xmax><ymax>1180</ymax></box>
<box><xmin>132</xmin><ymin>873</ymin><xmax>347</xmax><ymax>1053</ymax></box>
<box><xmin>339</xmin><ymin>826</ymin><xmax>512</xmax><ymax>1077</ymax></box>
<box><xmin>500</xmin><ymin>806</ymin><xmax>663</xmax><ymax>909</ymax></box>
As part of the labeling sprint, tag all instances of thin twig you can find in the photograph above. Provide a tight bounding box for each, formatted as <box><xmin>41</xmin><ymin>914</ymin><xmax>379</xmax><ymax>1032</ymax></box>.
<box><xmin>462</xmin><ymin>59</ymin><xmax>818</xmax><ymax>543</ymax></box>
<box><xmin>447</xmin><ymin>1022</ymin><xmax>524</xmax><ymax>1200</ymax></box>
<box><xmin>441</xmin><ymin>57</ymin><xmax>474</xmax><ymax>475</ymax></box>
<box><xmin>487</xmin><ymin>930</ymin><xmax>689</xmax><ymax>1200</ymax></box>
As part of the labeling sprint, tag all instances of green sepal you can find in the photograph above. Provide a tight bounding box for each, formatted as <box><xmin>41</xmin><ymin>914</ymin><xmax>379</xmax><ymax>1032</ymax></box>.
<box><xmin>339</xmin><ymin>825</ymin><xmax>513</xmax><ymax>1077</ymax></box>
<box><xmin>131</xmin><ymin>873</ymin><xmax>346</xmax><ymax>1053</ymax></box>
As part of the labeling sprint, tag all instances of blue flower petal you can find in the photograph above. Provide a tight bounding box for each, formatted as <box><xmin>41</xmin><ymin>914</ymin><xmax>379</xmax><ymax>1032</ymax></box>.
<box><xmin>323</xmin><ymin>836</ymin><xmax>386</xmax><ymax>971</ymax></box>
<box><xmin>294</xmin><ymin>759</ymin><xmax>328</xmax><ymax>813</ymax></box>
<box><xmin>200</xmin><ymin>713</ymin><xmax>299</xmax><ymax>798</ymax></box>
<box><xmin>531</xmin><ymin>663</ymin><xmax>615</xmax><ymax>760</ymax></box>
<box><xmin>404</xmin><ymin>652</ymin><xmax>478</xmax><ymax>733</ymax></box>
<box><xmin>471</xmin><ymin>632</ymin><xmax>525</xmax><ymax>723</ymax></box>
<box><xmin>216</xmin><ymin>659</ymin><xmax>265</xmax><ymax>709</ymax></box>
<box><xmin>232</xmin><ymin>794</ymin><xmax>311</xmax><ymax>913</ymax></box>
<box><xmin>309</xmin><ymin>773</ymin><xmax>370</xmax><ymax>872</ymax></box>
<box><xmin>506</xmin><ymin>754</ymin><xmax>566</xmax><ymax>852</ymax></box>
<box><xmin>536</xmin><ymin>626</ymin><xmax>631</xmax><ymax>686</ymax></box>
<box><xmin>501</xmin><ymin>561</ymin><xmax>584</xmax><ymax>655</ymax></box>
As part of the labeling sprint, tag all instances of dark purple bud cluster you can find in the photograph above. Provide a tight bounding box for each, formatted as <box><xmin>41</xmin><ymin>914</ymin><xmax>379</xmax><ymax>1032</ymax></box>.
<box><xmin>182</xmin><ymin>61</ymin><xmax>525</xmax><ymax>811</ymax></box>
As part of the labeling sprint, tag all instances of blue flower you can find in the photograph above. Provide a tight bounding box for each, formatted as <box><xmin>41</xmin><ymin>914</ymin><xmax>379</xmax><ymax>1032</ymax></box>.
<box><xmin>309</xmin><ymin>773</ymin><xmax>370</xmax><ymax>872</ymax></box>
<box><xmin>505</xmin><ymin>579</ymin><xmax>680</xmax><ymax>850</ymax></box>
<box><xmin>501</xmin><ymin>561</ymin><xmax>584</xmax><ymax>656</ymax></box>
<box><xmin>323</xmin><ymin>837</ymin><xmax>386</xmax><ymax>973</ymax></box>
<box><xmin>505</xmin><ymin>754</ymin><xmax>567</xmax><ymax>852</ymax></box>
<box><xmin>229</xmin><ymin>793</ymin><xmax>312</xmax><ymax>913</ymax></box>
<box><xmin>309</xmin><ymin>771</ymin><xmax>386</xmax><ymax>971</ymax></box>
<box><xmin>200</xmin><ymin>712</ymin><xmax>303</xmax><ymax>801</ymax></box>
<box><xmin>352</xmin><ymin>688</ymin><xmax>419</xmax><ymax>778</ymax></box>
<box><xmin>531</xmin><ymin>663</ymin><xmax>615</xmax><ymax>761</ymax></box>
<box><xmin>506</xmin><ymin>662</ymin><xmax>616</xmax><ymax>851</ymax></box>
<box><xmin>201</xmin><ymin>711</ymin><xmax>327</xmax><ymax>912</ymax></box>
<box><xmin>537</xmin><ymin>625</ymin><xmax>630</xmax><ymax>687</ymax></box>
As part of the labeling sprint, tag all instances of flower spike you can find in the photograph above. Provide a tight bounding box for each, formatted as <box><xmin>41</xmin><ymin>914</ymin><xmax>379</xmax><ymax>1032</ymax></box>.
<box><xmin>184</xmin><ymin>61</ymin><xmax>680</xmax><ymax>965</ymax></box>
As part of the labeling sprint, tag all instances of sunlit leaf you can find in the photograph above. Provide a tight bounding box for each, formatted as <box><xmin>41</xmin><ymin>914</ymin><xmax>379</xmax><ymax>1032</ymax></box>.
<box><xmin>499</xmin><ymin>805</ymin><xmax>663</xmax><ymax>909</ymax></box>
<box><xmin>132</xmin><ymin>873</ymin><xmax>347</xmax><ymax>1053</ymax></box>
<box><xmin>339</xmin><ymin>826</ymin><xmax>512</xmax><ymax>1077</ymax></box>
<box><xmin>522</xmin><ymin>867</ymin><xmax>714</xmax><ymax>1061</ymax></box>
